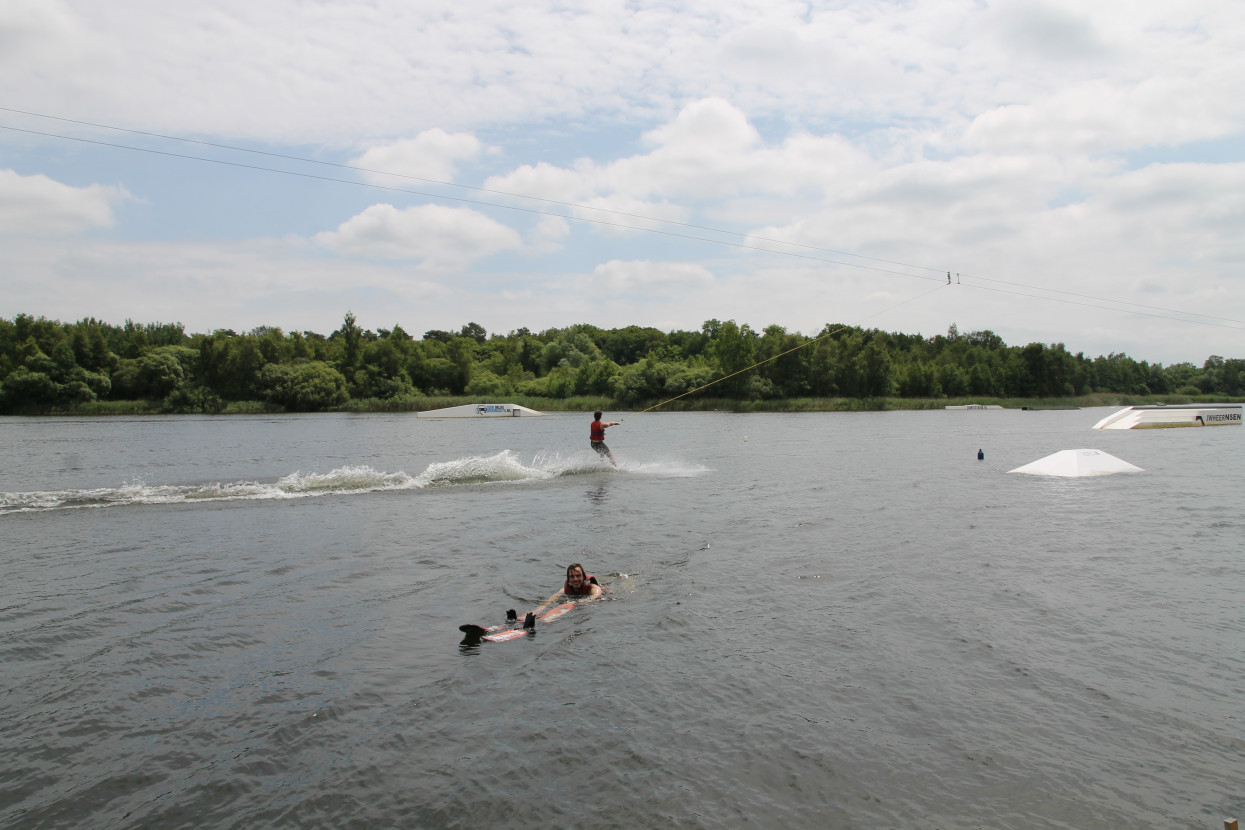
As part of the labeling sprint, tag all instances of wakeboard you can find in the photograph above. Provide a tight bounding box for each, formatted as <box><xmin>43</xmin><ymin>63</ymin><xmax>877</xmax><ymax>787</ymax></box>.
<box><xmin>459</xmin><ymin>602</ymin><xmax>575</xmax><ymax>642</ymax></box>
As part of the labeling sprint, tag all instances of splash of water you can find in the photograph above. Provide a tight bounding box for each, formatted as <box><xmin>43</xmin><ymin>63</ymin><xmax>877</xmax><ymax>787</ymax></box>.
<box><xmin>0</xmin><ymin>450</ymin><xmax>709</xmax><ymax>514</ymax></box>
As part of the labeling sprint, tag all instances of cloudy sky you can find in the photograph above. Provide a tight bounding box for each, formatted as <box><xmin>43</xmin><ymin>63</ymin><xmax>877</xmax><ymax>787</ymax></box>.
<box><xmin>2</xmin><ymin>0</ymin><xmax>1243</xmax><ymax>364</ymax></box>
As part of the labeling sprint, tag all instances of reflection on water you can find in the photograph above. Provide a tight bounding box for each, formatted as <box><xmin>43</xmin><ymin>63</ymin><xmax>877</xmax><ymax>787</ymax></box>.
<box><xmin>584</xmin><ymin>481</ymin><xmax>611</xmax><ymax>505</ymax></box>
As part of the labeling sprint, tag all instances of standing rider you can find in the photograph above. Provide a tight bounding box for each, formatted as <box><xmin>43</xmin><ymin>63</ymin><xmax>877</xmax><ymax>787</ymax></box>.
<box><xmin>590</xmin><ymin>411</ymin><xmax>621</xmax><ymax>467</ymax></box>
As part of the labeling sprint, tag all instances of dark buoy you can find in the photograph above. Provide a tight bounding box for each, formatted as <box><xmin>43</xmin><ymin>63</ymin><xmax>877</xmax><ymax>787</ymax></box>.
<box><xmin>523</xmin><ymin>612</ymin><xmax>536</xmax><ymax>629</ymax></box>
<box><xmin>977</xmin><ymin>449</ymin><xmax>984</xmax><ymax>460</ymax></box>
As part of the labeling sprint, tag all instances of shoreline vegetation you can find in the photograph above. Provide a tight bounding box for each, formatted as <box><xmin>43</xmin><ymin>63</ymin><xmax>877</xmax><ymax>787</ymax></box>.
<box><xmin>3</xmin><ymin>312</ymin><xmax>1242</xmax><ymax>416</ymax></box>
<box><xmin>36</xmin><ymin>391</ymin><xmax>1245</xmax><ymax>417</ymax></box>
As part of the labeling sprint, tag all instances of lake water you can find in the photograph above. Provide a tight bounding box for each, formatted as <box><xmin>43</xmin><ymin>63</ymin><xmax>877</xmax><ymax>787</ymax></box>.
<box><xmin>1</xmin><ymin>409</ymin><xmax>1242</xmax><ymax>829</ymax></box>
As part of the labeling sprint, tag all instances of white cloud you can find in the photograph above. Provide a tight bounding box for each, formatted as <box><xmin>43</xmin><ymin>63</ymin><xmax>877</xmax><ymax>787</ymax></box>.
<box><xmin>2</xmin><ymin>1</ymin><xmax>1244</xmax><ymax>364</ymax></box>
<box><xmin>0</xmin><ymin>0</ymin><xmax>104</xmax><ymax>67</ymax></box>
<box><xmin>716</xmin><ymin>25</ymin><xmax>817</xmax><ymax>82</ymax></box>
<box><xmin>0</xmin><ymin>234</ymin><xmax>455</xmax><ymax>334</ymax></box>
<box><xmin>313</xmin><ymin>203</ymin><xmax>522</xmax><ymax>263</ymax></box>
<box><xmin>964</xmin><ymin>81</ymin><xmax>1242</xmax><ymax>156</ymax></box>
<box><xmin>0</xmin><ymin>169</ymin><xmax>127</xmax><ymax>235</ymax></box>
<box><xmin>484</xmin><ymin>99</ymin><xmax>874</xmax><ymax>221</ymax></box>
<box><xmin>593</xmin><ymin>260</ymin><xmax>714</xmax><ymax>293</ymax></box>
<box><xmin>990</xmin><ymin>1</ymin><xmax>1111</xmax><ymax>63</ymax></box>
<box><xmin>351</xmin><ymin>130</ymin><xmax>485</xmax><ymax>184</ymax></box>
<box><xmin>1070</xmin><ymin>162</ymin><xmax>1245</xmax><ymax>274</ymax></box>
<box><xmin>528</xmin><ymin>214</ymin><xmax>570</xmax><ymax>252</ymax></box>
<box><xmin>641</xmin><ymin>98</ymin><xmax>760</xmax><ymax>154</ymax></box>
<box><xmin>0</xmin><ymin>0</ymin><xmax>1239</xmax><ymax>149</ymax></box>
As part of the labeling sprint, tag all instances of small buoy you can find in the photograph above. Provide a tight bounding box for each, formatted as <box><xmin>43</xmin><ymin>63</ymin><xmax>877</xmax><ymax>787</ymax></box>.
<box><xmin>977</xmin><ymin>449</ymin><xmax>984</xmax><ymax>460</ymax></box>
<box><xmin>743</xmin><ymin>436</ymin><xmax>748</xmax><ymax>442</ymax></box>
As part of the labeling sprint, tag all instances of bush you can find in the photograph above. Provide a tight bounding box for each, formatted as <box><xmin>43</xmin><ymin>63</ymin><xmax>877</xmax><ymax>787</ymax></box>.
<box><xmin>465</xmin><ymin>369</ymin><xmax>512</xmax><ymax>397</ymax></box>
<box><xmin>57</xmin><ymin>380</ymin><xmax>97</xmax><ymax>406</ymax></box>
<box><xmin>163</xmin><ymin>386</ymin><xmax>225</xmax><ymax>414</ymax></box>
<box><xmin>0</xmin><ymin>368</ymin><xmax>58</xmax><ymax>409</ymax></box>
<box><xmin>257</xmin><ymin>361</ymin><xmax>349</xmax><ymax>411</ymax></box>
<box><xmin>351</xmin><ymin>367</ymin><xmax>416</xmax><ymax>400</ymax></box>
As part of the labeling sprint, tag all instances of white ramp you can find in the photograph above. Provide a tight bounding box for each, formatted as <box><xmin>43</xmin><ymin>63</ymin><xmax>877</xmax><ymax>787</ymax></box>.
<box><xmin>417</xmin><ymin>403</ymin><xmax>548</xmax><ymax>418</ymax></box>
<box><xmin>1092</xmin><ymin>404</ymin><xmax>1242</xmax><ymax>429</ymax></box>
<box><xmin>1009</xmin><ymin>448</ymin><xmax>1143</xmax><ymax>477</ymax></box>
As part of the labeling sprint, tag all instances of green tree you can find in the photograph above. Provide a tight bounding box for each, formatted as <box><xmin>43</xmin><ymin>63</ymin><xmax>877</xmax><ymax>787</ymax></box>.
<box><xmin>50</xmin><ymin>340</ymin><xmax>78</xmax><ymax>380</ymax></box>
<box><xmin>459</xmin><ymin>322</ymin><xmax>488</xmax><ymax>344</ymax></box>
<box><xmin>808</xmin><ymin>327</ymin><xmax>847</xmax><ymax>397</ymax></box>
<box><xmin>574</xmin><ymin>359</ymin><xmax>620</xmax><ymax>396</ymax></box>
<box><xmin>253</xmin><ymin>327</ymin><xmax>292</xmax><ymax>365</ymax></box>
<box><xmin>594</xmin><ymin>325</ymin><xmax>669</xmax><ymax>365</ymax></box>
<box><xmin>119</xmin><ymin>319</ymin><xmax>150</xmax><ymax>359</ymax></box>
<box><xmin>446</xmin><ymin>337</ymin><xmax>474</xmax><ymax>394</ymax></box>
<box><xmin>968</xmin><ymin>363</ymin><xmax>998</xmax><ymax>396</ymax></box>
<box><xmin>111</xmin><ymin>348</ymin><xmax>188</xmax><ymax>399</ymax></box>
<box><xmin>353</xmin><ymin>336</ymin><xmax>417</xmax><ymax>399</ymax></box>
<box><xmin>465</xmin><ymin>369</ymin><xmax>513</xmax><ymax>397</ymax></box>
<box><xmin>539</xmin><ymin>331</ymin><xmax>604</xmax><ymax>373</ymax></box>
<box><xmin>290</xmin><ymin>331</ymin><xmax>312</xmax><ymax>361</ymax></box>
<box><xmin>20</xmin><ymin>339</ymin><xmax>58</xmax><ymax>378</ymax></box>
<box><xmin>897</xmin><ymin>361</ymin><xmax>938</xmax><ymax>397</ymax></box>
<box><xmin>709</xmin><ymin>320</ymin><xmax>756</xmax><ymax>398</ymax></box>
<box><xmin>71</xmin><ymin>367</ymin><xmax>112</xmax><ymax>399</ymax></box>
<box><xmin>335</xmin><ymin>311</ymin><xmax>364</xmax><ymax>373</ymax></box>
<box><xmin>855</xmin><ymin>332</ymin><xmax>893</xmax><ymax>397</ymax></box>
<box><xmin>938</xmin><ymin>363</ymin><xmax>968</xmax><ymax>397</ymax></box>
<box><xmin>757</xmin><ymin>325</ymin><xmax>810</xmax><ymax>397</ymax></box>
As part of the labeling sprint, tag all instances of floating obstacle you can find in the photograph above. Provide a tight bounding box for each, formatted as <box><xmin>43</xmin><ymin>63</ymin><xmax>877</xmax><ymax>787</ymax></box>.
<box><xmin>1092</xmin><ymin>403</ymin><xmax>1241</xmax><ymax>429</ymax></box>
<box><xmin>1009</xmin><ymin>449</ymin><xmax>1143</xmax><ymax>477</ymax></box>
<box><xmin>416</xmin><ymin>403</ymin><xmax>548</xmax><ymax>419</ymax></box>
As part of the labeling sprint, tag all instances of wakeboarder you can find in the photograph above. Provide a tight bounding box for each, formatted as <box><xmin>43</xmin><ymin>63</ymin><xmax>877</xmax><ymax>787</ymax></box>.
<box><xmin>590</xmin><ymin>411</ymin><xmax>621</xmax><ymax>467</ymax></box>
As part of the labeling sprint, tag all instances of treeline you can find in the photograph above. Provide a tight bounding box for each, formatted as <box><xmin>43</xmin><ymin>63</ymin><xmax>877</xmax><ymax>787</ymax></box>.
<box><xmin>0</xmin><ymin>312</ymin><xmax>1241</xmax><ymax>414</ymax></box>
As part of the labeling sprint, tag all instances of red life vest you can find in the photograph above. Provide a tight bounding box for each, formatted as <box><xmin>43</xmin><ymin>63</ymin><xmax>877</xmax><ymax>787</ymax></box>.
<box><xmin>564</xmin><ymin>574</ymin><xmax>598</xmax><ymax>595</ymax></box>
<box><xmin>590</xmin><ymin>420</ymin><xmax>606</xmax><ymax>442</ymax></box>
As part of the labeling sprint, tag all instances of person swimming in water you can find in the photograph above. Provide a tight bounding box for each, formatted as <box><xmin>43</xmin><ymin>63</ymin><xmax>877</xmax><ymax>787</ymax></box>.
<box><xmin>470</xmin><ymin>564</ymin><xmax>605</xmax><ymax>634</ymax></box>
<box><xmin>533</xmin><ymin>563</ymin><xmax>602</xmax><ymax>614</ymax></box>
